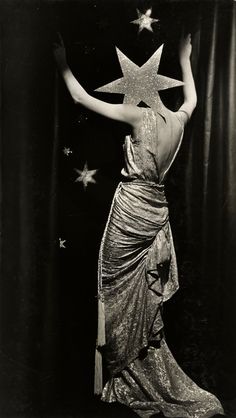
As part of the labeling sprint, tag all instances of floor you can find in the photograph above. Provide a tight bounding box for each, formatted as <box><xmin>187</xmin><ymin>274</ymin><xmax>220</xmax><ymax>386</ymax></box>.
<box><xmin>32</xmin><ymin>398</ymin><xmax>236</xmax><ymax>418</ymax></box>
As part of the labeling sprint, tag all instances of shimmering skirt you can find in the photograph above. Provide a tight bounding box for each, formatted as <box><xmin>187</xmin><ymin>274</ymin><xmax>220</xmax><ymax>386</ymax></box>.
<box><xmin>97</xmin><ymin>180</ymin><xmax>224</xmax><ymax>418</ymax></box>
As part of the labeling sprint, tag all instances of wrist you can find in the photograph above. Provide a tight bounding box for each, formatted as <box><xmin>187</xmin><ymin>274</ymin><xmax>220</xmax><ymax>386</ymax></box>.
<box><xmin>55</xmin><ymin>52</ymin><xmax>66</xmax><ymax>66</ymax></box>
<box><xmin>57</xmin><ymin>58</ymin><xmax>68</xmax><ymax>73</ymax></box>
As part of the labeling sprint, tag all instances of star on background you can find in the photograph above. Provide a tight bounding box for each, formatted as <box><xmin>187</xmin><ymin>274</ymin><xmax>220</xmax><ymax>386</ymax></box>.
<box><xmin>95</xmin><ymin>45</ymin><xmax>184</xmax><ymax>114</ymax></box>
<box><xmin>63</xmin><ymin>147</ymin><xmax>73</xmax><ymax>156</ymax></box>
<box><xmin>83</xmin><ymin>45</ymin><xmax>95</xmax><ymax>55</ymax></box>
<box><xmin>77</xmin><ymin>114</ymin><xmax>89</xmax><ymax>124</ymax></box>
<box><xmin>74</xmin><ymin>162</ymin><xmax>98</xmax><ymax>189</ymax></box>
<box><xmin>59</xmin><ymin>238</ymin><xmax>66</xmax><ymax>248</ymax></box>
<box><xmin>130</xmin><ymin>8</ymin><xmax>159</xmax><ymax>33</ymax></box>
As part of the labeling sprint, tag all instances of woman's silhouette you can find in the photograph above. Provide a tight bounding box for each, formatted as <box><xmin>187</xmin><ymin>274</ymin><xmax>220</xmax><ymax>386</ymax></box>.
<box><xmin>54</xmin><ymin>33</ymin><xmax>224</xmax><ymax>417</ymax></box>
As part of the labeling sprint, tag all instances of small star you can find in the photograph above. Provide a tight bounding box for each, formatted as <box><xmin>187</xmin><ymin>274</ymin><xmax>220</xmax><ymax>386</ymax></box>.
<box><xmin>83</xmin><ymin>45</ymin><xmax>96</xmax><ymax>55</ymax></box>
<box><xmin>77</xmin><ymin>114</ymin><xmax>89</xmax><ymax>124</ymax></box>
<box><xmin>131</xmin><ymin>8</ymin><xmax>159</xmax><ymax>33</ymax></box>
<box><xmin>74</xmin><ymin>162</ymin><xmax>98</xmax><ymax>189</ymax></box>
<box><xmin>63</xmin><ymin>147</ymin><xmax>73</xmax><ymax>156</ymax></box>
<box><xmin>59</xmin><ymin>238</ymin><xmax>66</xmax><ymax>248</ymax></box>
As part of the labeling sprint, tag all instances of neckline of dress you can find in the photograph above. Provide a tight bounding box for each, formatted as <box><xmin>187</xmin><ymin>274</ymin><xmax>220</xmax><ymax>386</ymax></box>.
<box><xmin>142</xmin><ymin>106</ymin><xmax>167</xmax><ymax>123</ymax></box>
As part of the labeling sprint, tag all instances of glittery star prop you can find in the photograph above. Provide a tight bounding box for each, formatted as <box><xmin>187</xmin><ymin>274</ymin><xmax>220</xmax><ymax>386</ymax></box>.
<box><xmin>74</xmin><ymin>162</ymin><xmax>98</xmax><ymax>189</ymax></box>
<box><xmin>63</xmin><ymin>147</ymin><xmax>73</xmax><ymax>156</ymax></box>
<box><xmin>59</xmin><ymin>238</ymin><xmax>66</xmax><ymax>248</ymax></box>
<box><xmin>131</xmin><ymin>8</ymin><xmax>159</xmax><ymax>33</ymax></box>
<box><xmin>95</xmin><ymin>44</ymin><xmax>184</xmax><ymax>114</ymax></box>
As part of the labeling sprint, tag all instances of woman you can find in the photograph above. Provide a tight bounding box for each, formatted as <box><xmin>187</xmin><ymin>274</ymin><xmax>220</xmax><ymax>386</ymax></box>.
<box><xmin>54</xmin><ymin>33</ymin><xmax>225</xmax><ymax>417</ymax></box>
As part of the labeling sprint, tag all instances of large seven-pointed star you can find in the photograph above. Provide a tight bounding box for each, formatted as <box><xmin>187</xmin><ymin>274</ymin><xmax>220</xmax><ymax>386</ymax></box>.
<box><xmin>95</xmin><ymin>45</ymin><xmax>184</xmax><ymax>114</ymax></box>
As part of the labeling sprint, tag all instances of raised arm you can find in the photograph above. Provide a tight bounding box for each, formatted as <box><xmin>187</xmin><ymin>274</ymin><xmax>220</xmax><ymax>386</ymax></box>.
<box><xmin>176</xmin><ymin>33</ymin><xmax>197</xmax><ymax>125</ymax></box>
<box><xmin>53</xmin><ymin>34</ymin><xmax>142</xmax><ymax>127</ymax></box>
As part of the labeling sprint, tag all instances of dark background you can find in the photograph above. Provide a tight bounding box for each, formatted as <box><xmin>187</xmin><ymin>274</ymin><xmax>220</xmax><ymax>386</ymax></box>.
<box><xmin>0</xmin><ymin>0</ymin><xmax>236</xmax><ymax>417</ymax></box>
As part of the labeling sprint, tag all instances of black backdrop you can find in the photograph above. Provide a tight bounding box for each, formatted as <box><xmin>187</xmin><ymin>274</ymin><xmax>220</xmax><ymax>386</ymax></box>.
<box><xmin>0</xmin><ymin>1</ymin><xmax>236</xmax><ymax>417</ymax></box>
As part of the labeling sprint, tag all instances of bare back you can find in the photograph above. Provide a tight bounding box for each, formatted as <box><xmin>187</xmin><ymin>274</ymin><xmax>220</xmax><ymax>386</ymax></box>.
<box><xmin>122</xmin><ymin>107</ymin><xmax>184</xmax><ymax>184</ymax></box>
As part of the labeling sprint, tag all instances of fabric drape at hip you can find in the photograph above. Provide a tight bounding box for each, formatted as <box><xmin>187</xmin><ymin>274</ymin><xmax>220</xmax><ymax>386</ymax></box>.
<box><xmin>99</xmin><ymin>181</ymin><xmax>179</xmax><ymax>376</ymax></box>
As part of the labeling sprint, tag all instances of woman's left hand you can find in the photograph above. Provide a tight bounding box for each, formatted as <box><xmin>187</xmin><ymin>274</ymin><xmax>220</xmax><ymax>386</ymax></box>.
<box><xmin>53</xmin><ymin>32</ymin><xmax>67</xmax><ymax>65</ymax></box>
<box><xmin>179</xmin><ymin>33</ymin><xmax>192</xmax><ymax>64</ymax></box>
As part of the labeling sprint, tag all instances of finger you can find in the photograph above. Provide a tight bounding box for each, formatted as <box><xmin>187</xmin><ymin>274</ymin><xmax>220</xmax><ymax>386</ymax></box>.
<box><xmin>53</xmin><ymin>44</ymin><xmax>61</xmax><ymax>51</ymax></box>
<box><xmin>187</xmin><ymin>33</ymin><xmax>191</xmax><ymax>40</ymax></box>
<box><xmin>57</xmin><ymin>32</ymin><xmax>64</xmax><ymax>46</ymax></box>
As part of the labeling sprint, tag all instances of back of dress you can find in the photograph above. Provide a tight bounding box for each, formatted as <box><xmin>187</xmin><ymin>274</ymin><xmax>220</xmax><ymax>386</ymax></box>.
<box><xmin>99</xmin><ymin>106</ymin><xmax>224</xmax><ymax>418</ymax></box>
<box><xmin>121</xmin><ymin>107</ymin><xmax>184</xmax><ymax>184</ymax></box>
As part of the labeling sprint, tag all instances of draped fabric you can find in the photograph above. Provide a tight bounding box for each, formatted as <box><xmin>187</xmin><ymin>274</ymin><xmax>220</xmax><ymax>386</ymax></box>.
<box><xmin>100</xmin><ymin>181</ymin><xmax>177</xmax><ymax>376</ymax></box>
<box><xmin>99</xmin><ymin>182</ymin><xmax>224</xmax><ymax>418</ymax></box>
<box><xmin>181</xmin><ymin>2</ymin><xmax>236</xmax><ymax>399</ymax></box>
<box><xmin>102</xmin><ymin>343</ymin><xmax>223</xmax><ymax>418</ymax></box>
<box><xmin>185</xmin><ymin>2</ymin><xmax>236</xmax><ymax>265</ymax></box>
<box><xmin>0</xmin><ymin>1</ymin><xmax>236</xmax><ymax>417</ymax></box>
<box><xmin>95</xmin><ymin>108</ymin><xmax>224</xmax><ymax>417</ymax></box>
<box><xmin>0</xmin><ymin>6</ymin><xmax>61</xmax><ymax>416</ymax></box>
<box><xmin>96</xmin><ymin>108</ymin><xmax>183</xmax><ymax>375</ymax></box>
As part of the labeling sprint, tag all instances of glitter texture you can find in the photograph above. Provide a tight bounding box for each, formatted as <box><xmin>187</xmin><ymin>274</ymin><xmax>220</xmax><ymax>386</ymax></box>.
<box><xmin>74</xmin><ymin>162</ymin><xmax>98</xmax><ymax>189</ymax></box>
<box><xmin>97</xmin><ymin>108</ymin><xmax>225</xmax><ymax>417</ymax></box>
<box><xmin>131</xmin><ymin>8</ymin><xmax>159</xmax><ymax>33</ymax></box>
<box><xmin>95</xmin><ymin>45</ymin><xmax>184</xmax><ymax>114</ymax></box>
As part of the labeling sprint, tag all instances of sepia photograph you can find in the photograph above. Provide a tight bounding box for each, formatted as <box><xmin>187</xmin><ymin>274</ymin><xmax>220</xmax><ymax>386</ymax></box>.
<box><xmin>0</xmin><ymin>0</ymin><xmax>236</xmax><ymax>417</ymax></box>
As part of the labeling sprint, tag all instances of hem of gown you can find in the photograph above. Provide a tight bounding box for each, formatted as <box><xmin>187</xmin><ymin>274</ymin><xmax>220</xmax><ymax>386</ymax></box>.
<box><xmin>100</xmin><ymin>340</ymin><xmax>225</xmax><ymax>418</ymax></box>
<box><xmin>100</xmin><ymin>397</ymin><xmax>225</xmax><ymax>418</ymax></box>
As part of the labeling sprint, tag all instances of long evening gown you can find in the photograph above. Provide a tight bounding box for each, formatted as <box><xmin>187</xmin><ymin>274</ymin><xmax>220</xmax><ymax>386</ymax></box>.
<box><xmin>95</xmin><ymin>107</ymin><xmax>225</xmax><ymax>418</ymax></box>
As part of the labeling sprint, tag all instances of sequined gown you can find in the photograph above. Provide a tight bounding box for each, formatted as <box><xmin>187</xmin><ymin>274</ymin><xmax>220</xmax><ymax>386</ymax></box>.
<box><xmin>97</xmin><ymin>107</ymin><xmax>224</xmax><ymax>418</ymax></box>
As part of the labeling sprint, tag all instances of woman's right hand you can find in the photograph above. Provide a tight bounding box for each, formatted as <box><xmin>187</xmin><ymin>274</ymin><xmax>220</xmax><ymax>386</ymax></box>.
<box><xmin>179</xmin><ymin>33</ymin><xmax>192</xmax><ymax>64</ymax></box>
<box><xmin>53</xmin><ymin>32</ymin><xmax>67</xmax><ymax>65</ymax></box>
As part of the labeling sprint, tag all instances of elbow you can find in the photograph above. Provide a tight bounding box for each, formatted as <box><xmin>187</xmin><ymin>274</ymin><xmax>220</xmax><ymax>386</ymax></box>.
<box><xmin>72</xmin><ymin>91</ymin><xmax>90</xmax><ymax>106</ymax></box>
<box><xmin>72</xmin><ymin>96</ymin><xmax>82</xmax><ymax>105</ymax></box>
<box><xmin>188</xmin><ymin>92</ymin><xmax>197</xmax><ymax>111</ymax></box>
<box><xmin>192</xmin><ymin>98</ymin><xmax>197</xmax><ymax>112</ymax></box>
<box><xmin>184</xmin><ymin>96</ymin><xmax>197</xmax><ymax>115</ymax></box>
<box><xmin>192</xmin><ymin>86</ymin><xmax>197</xmax><ymax>108</ymax></box>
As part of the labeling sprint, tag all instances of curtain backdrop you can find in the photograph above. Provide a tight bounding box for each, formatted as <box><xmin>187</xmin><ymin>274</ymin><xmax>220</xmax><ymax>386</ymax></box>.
<box><xmin>165</xmin><ymin>1</ymin><xmax>236</xmax><ymax>406</ymax></box>
<box><xmin>0</xmin><ymin>1</ymin><xmax>236</xmax><ymax>417</ymax></box>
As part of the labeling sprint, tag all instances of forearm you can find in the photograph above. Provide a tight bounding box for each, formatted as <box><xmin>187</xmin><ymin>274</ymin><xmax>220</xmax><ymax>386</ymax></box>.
<box><xmin>57</xmin><ymin>59</ymin><xmax>89</xmax><ymax>104</ymax></box>
<box><xmin>180</xmin><ymin>58</ymin><xmax>197</xmax><ymax>111</ymax></box>
<box><xmin>54</xmin><ymin>51</ymin><xmax>142</xmax><ymax>125</ymax></box>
